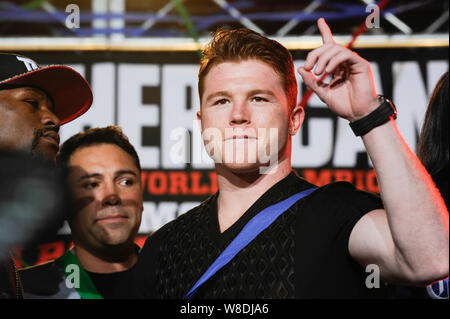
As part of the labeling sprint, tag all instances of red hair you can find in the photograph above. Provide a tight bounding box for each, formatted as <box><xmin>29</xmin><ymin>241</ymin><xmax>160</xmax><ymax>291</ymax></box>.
<box><xmin>198</xmin><ymin>28</ymin><xmax>298</xmax><ymax>111</ymax></box>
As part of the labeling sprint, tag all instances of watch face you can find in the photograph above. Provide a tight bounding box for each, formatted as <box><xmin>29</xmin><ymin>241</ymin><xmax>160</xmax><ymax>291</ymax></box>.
<box><xmin>386</xmin><ymin>99</ymin><xmax>398</xmax><ymax>118</ymax></box>
<box><xmin>380</xmin><ymin>95</ymin><xmax>398</xmax><ymax>118</ymax></box>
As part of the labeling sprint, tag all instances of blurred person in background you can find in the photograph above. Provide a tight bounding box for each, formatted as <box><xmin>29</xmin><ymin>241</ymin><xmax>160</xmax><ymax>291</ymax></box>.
<box><xmin>418</xmin><ymin>72</ymin><xmax>449</xmax><ymax>210</ymax></box>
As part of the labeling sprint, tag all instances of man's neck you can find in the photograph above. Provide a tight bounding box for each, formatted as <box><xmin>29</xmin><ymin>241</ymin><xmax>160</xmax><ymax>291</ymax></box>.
<box><xmin>216</xmin><ymin>158</ymin><xmax>292</xmax><ymax>233</ymax></box>
<box><xmin>73</xmin><ymin>243</ymin><xmax>138</xmax><ymax>274</ymax></box>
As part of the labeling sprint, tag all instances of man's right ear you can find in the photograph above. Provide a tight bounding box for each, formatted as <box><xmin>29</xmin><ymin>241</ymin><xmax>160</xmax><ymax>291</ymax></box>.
<box><xmin>196</xmin><ymin>110</ymin><xmax>202</xmax><ymax>131</ymax></box>
<box><xmin>289</xmin><ymin>104</ymin><xmax>305</xmax><ymax>136</ymax></box>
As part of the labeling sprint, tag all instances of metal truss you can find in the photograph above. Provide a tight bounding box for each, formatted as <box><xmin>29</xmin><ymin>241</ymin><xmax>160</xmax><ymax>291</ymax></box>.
<box><xmin>0</xmin><ymin>0</ymin><xmax>448</xmax><ymax>50</ymax></box>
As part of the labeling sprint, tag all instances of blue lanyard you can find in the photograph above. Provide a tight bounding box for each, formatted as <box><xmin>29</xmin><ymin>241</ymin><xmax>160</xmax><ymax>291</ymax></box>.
<box><xmin>184</xmin><ymin>187</ymin><xmax>318</xmax><ymax>299</ymax></box>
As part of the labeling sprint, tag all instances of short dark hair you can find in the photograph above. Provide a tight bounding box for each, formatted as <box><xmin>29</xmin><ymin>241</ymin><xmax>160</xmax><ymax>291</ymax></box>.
<box><xmin>56</xmin><ymin>125</ymin><xmax>141</xmax><ymax>171</ymax></box>
<box><xmin>198</xmin><ymin>28</ymin><xmax>297</xmax><ymax>111</ymax></box>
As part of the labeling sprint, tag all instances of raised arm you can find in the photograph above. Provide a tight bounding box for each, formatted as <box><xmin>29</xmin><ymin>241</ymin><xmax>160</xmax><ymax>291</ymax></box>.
<box><xmin>298</xmin><ymin>18</ymin><xmax>449</xmax><ymax>285</ymax></box>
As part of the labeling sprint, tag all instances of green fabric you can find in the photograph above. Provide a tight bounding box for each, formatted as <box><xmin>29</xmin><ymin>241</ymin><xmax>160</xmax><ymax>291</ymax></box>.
<box><xmin>58</xmin><ymin>250</ymin><xmax>103</xmax><ymax>299</ymax></box>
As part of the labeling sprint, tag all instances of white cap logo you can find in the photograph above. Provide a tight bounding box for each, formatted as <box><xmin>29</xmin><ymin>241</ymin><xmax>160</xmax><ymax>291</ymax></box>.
<box><xmin>16</xmin><ymin>56</ymin><xmax>39</xmax><ymax>71</ymax></box>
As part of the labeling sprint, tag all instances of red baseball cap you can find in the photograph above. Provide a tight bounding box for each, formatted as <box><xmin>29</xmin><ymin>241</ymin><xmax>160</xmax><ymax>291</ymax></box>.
<box><xmin>0</xmin><ymin>53</ymin><xmax>93</xmax><ymax>125</ymax></box>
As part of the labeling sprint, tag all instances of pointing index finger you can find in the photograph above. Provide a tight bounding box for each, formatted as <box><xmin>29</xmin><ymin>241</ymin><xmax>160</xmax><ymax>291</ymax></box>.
<box><xmin>318</xmin><ymin>18</ymin><xmax>334</xmax><ymax>44</ymax></box>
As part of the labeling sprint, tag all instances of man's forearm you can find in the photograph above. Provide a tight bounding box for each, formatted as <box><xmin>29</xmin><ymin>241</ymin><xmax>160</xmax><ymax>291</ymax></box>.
<box><xmin>362</xmin><ymin>117</ymin><xmax>449</xmax><ymax>283</ymax></box>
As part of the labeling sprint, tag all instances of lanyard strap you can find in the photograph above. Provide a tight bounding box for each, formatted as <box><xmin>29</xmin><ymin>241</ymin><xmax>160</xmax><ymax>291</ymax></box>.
<box><xmin>58</xmin><ymin>250</ymin><xmax>103</xmax><ymax>299</ymax></box>
<box><xmin>184</xmin><ymin>187</ymin><xmax>318</xmax><ymax>299</ymax></box>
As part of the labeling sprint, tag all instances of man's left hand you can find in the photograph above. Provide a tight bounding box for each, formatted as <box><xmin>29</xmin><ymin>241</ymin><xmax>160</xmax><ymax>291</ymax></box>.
<box><xmin>298</xmin><ymin>18</ymin><xmax>380</xmax><ymax>122</ymax></box>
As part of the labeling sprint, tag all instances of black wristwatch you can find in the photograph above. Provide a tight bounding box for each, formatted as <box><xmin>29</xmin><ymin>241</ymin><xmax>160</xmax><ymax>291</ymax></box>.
<box><xmin>349</xmin><ymin>95</ymin><xmax>397</xmax><ymax>137</ymax></box>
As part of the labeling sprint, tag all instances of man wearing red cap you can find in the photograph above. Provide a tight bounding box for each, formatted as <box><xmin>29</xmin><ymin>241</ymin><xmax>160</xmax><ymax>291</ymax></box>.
<box><xmin>0</xmin><ymin>53</ymin><xmax>92</xmax><ymax>163</ymax></box>
<box><xmin>0</xmin><ymin>52</ymin><xmax>93</xmax><ymax>298</ymax></box>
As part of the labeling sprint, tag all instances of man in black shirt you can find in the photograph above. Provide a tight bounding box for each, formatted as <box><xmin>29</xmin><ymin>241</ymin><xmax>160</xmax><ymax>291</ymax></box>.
<box><xmin>20</xmin><ymin>126</ymin><xmax>144</xmax><ymax>299</ymax></box>
<box><xmin>132</xmin><ymin>18</ymin><xmax>448</xmax><ymax>299</ymax></box>
<box><xmin>137</xmin><ymin>173</ymin><xmax>388</xmax><ymax>298</ymax></box>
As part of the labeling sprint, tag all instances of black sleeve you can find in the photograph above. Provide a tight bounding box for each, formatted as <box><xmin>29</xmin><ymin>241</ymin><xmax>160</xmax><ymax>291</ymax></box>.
<box><xmin>306</xmin><ymin>181</ymin><xmax>384</xmax><ymax>257</ymax></box>
<box><xmin>129</xmin><ymin>226</ymin><xmax>167</xmax><ymax>298</ymax></box>
<box><xmin>296</xmin><ymin>182</ymin><xmax>388</xmax><ymax>298</ymax></box>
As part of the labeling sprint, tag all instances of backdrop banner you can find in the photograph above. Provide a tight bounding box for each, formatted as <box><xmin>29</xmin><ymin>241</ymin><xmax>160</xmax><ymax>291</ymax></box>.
<box><xmin>11</xmin><ymin>47</ymin><xmax>448</xmax><ymax>266</ymax></box>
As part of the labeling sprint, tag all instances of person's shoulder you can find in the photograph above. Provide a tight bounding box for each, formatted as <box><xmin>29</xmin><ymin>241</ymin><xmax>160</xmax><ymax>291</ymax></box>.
<box><xmin>303</xmin><ymin>180</ymin><xmax>382</xmax><ymax>212</ymax></box>
<box><xmin>297</xmin><ymin>181</ymin><xmax>384</xmax><ymax>243</ymax></box>
<box><xmin>320</xmin><ymin>180</ymin><xmax>358</xmax><ymax>191</ymax></box>
<box><xmin>141</xmin><ymin>195</ymin><xmax>215</xmax><ymax>250</ymax></box>
<box><xmin>19</xmin><ymin>259</ymin><xmax>60</xmax><ymax>276</ymax></box>
<box><xmin>152</xmin><ymin>195</ymin><xmax>214</xmax><ymax>236</ymax></box>
<box><xmin>19</xmin><ymin>259</ymin><xmax>65</xmax><ymax>296</ymax></box>
<box><xmin>318</xmin><ymin>181</ymin><xmax>379</xmax><ymax>198</ymax></box>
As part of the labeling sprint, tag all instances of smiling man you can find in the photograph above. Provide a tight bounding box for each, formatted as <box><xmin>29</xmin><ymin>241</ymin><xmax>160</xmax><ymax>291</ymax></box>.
<box><xmin>132</xmin><ymin>19</ymin><xmax>448</xmax><ymax>299</ymax></box>
<box><xmin>0</xmin><ymin>53</ymin><xmax>92</xmax><ymax>299</ymax></box>
<box><xmin>20</xmin><ymin>126</ymin><xmax>144</xmax><ymax>299</ymax></box>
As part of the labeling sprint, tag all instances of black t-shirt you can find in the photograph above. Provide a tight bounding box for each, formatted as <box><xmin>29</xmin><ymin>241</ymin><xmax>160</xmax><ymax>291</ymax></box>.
<box><xmin>130</xmin><ymin>172</ymin><xmax>389</xmax><ymax>299</ymax></box>
<box><xmin>87</xmin><ymin>267</ymin><xmax>136</xmax><ymax>299</ymax></box>
<box><xmin>20</xmin><ymin>249</ymin><xmax>140</xmax><ymax>299</ymax></box>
